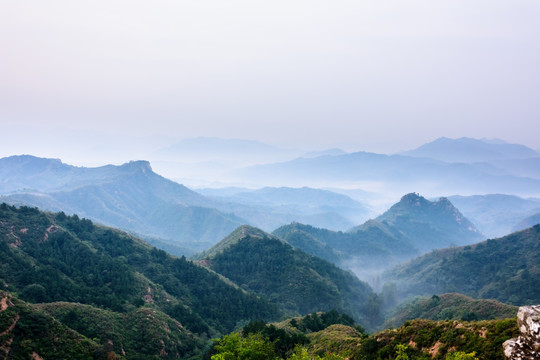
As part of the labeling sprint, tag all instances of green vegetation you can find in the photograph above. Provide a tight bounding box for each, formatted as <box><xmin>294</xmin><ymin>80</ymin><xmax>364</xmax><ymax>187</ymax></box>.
<box><xmin>0</xmin><ymin>290</ymin><xmax>104</xmax><ymax>359</ymax></box>
<box><xmin>197</xmin><ymin>226</ymin><xmax>373</xmax><ymax>326</ymax></box>
<box><xmin>209</xmin><ymin>312</ymin><xmax>518</xmax><ymax>360</ymax></box>
<box><xmin>273</xmin><ymin>194</ymin><xmax>482</xmax><ymax>274</ymax></box>
<box><xmin>38</xmin><ymin>301</ymin><xmax>205</xmax><ymax>359</ymax></box>
<box><xmin>386</xmin><ymin>224</ymin><xmax>540</xmax><ymax>305</ymax></box>
<box><xmin>383</xmin><ymin>293</ymin><xmax>518</xmax><ymax>329</ymax></box>
<box><xmin>0</xmin><ymin>204</ymin><xmax>280</xmax><ymax>340</ymax></box>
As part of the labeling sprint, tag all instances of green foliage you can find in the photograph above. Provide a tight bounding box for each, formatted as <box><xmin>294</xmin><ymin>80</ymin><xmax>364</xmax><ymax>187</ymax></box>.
<box><xmin>202</xmin><ymin>233</ymin><xmax>373</xmax><ymax>325</ymax></box>
<box><xmin>39</xmin><ymin>301</ymin><xmax>205</xmax><ymax>359</ymax></box>
<box><xmin>446</xmin><ymin>351</ymin><xmax>479</xmax><ymax>360</ymax></box>
<box><xmin>211</xmin><ymin>332</ymin><xmax>277</xmax><ymax>360</ymax></box>
<box><xmin>395</xmin><ymin>344</ymin><xmax>410</xmax><ymax>360</ymax></box>
<box><xmin>366</xmin><ymin>318</ymin><xmax>518</xmax><ymax>360</ymax></box>
<box><xmin>212</xmin><ymin>313</ymin><xmax>519</xmax><ymax>360</ymax></box>
<box><xmin>387</xmin><ymin>224</ymin><xmax>540</xmax><ymax>305</ymax></box>
<box><xmin>383</xmin><ymin>293</ymin><xmax>518</xmax><ymax>329</ymax></box>
<box><xmin>0</xmin><ymin>204</ymin><xmax>280</xmax><ymax>339</ymax></box>
<box><xmin>0</xmin><ymin>291</ymin><xmax>105</xmax><ymax>359</ymax></box>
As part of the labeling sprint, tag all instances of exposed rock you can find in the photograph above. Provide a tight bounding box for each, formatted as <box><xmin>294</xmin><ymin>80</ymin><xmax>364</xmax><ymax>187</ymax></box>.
<box><xmin>503</xmin><ymin>305</ymin><xmax>540</xmax><ymax>359</ymax></box>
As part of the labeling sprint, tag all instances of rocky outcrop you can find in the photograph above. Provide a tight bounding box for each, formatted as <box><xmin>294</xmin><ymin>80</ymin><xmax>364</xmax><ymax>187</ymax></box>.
<box><xmin>503</xmin><ymin>305</ymin><xmax>540</xmax><ymax>359</ymax></box>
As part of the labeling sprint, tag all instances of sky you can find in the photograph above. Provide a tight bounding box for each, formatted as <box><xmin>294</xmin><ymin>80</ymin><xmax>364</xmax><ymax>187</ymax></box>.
<box><xmin>1</xmin><ymin>0</ymin><xmax>539</xmax><ymax>163</ymax></box>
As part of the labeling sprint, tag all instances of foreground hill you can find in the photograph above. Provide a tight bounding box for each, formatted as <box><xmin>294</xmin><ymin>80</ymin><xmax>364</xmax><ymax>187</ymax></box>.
<box><xmin>0</xmin><ymin>204</ymin><xmax>280</xmax><ymax>338</ymax></box>
<box><xmin>0</xmin><ymin>155</ymin><xmax>245</xmax><ymax>251</ymax></box>
<box><xmin>383</xmin><ymin>293</ymin><xmax>518</xmax><ymax>329</ymax></box>
<box><xmin>195</xmin><ymin>225</ymin><xmax>374</xmax><ymax>327</ymax></box>
<box><xmin>384</xmin><ymin>224</ymin><xmax>540</xmax><ymax>305</ymax></box>
<box><xmin>211</xmin><ymin>311</ymin><xmax>519</xmax><ymax>360</ymax></box>
<box><xmin>273</xmin><ymin>193</ymin><xmax>482</xmax><ymax>278</ymax></box>
<box><xmin>0</xmin><ymin>290</ymin><xmax>205</xmax><ymax>359</ymax></box>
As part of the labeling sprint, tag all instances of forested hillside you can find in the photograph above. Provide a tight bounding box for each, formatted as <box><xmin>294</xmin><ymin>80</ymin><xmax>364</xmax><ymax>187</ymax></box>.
<box><xmin>273</xmin><ymin>193</ymin><xmax>482</xmax><ymax>278</ymax></box>
<box><xmin>0</xmin><ymin>290</ymin><xmax>205</xmax><ymax>359</ymax></box>
<box><xmin>196</xmin><ymin>226</ymin><xmax>374</xmax><ymax>327</ymax></box>
<box><xmin>385</xmin><ymin>224</ymin><xmax>540</xmax><ymax>305</ymax></box>
<box><xmin>0</xmin><ymin>204</ymin><xmax>280</xmax><ymax>340</ymax></box>
<box><xmin>383</xmin><ymin>293</ymin><xmax>518</xmax><ymax>329</ymax></box>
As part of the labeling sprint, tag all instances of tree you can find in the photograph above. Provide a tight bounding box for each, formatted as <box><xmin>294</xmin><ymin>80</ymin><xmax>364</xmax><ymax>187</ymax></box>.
<box><xmin>445</xmin><ymin>351</ymin><xmax>478</xmax><ymax>360</ymax></box>
<box><xmin>211</xmin><ymin>333</ymin><xmax>276</xmax><ymax>360</ymax></box>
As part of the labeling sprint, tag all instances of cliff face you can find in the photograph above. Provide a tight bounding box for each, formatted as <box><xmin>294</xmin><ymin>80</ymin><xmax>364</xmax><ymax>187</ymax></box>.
<box><xmin>504</xmin><ymin>305</ymin><xmax>540</xmax><ymax>359</ymax></box>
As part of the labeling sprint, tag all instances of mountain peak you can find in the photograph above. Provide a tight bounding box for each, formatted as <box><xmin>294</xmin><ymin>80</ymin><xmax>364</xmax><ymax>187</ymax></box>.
<box><xmin>376</xmin><ymin>193</ymin><xmax>483</xmax><ymax>252</ymax></box>
<box><xmin>120</xmin><ymin>160</ymin><xmax>152</xmax><ymax>172</ymax></box>
<box><xmin>193</xmin><ymin>225</ymin><xmax>280</xmax><ymax>260</ymax></box>
<box><xmin>399</xmin><ymin>193</ymin><xmax>429</xmax><ymax>206</ymax></box>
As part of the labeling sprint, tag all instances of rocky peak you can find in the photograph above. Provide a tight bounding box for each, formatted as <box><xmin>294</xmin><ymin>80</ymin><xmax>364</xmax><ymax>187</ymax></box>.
<box><xmin>504</xmin><ymin>305</ymin><xmax>540</xmax><ymax>359</ymax></box>
<box><xmin>399</xmin><ymin>193</ymin><xmax>428</xmax><ymax>207</ymax></box>
<box><xmin>120</xmin><ymin>160</ymin><xmax>152</xmax><ymax>173</ymax></box>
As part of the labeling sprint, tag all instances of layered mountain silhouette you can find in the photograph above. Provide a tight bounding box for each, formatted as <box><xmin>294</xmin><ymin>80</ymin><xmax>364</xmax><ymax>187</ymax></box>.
<box><xmin>202</xmin><ymin>186</ymin><xmax>371</xmax><ymax>231</ymax></box>
<box><xmin>448</xmin><ymin>194</ymin><xmax>540</xmax><ymax>238</ymax></box>
<box><xmin>231</xmin><ymin>139</ymin><xmax>540</xmax><ymax>196</ymax></box>
<box><xmin>0</xmin><ymin>155</ymin><xmax>246</xmax><ymax>252</ymax></box>
<box><xmin>401</xmin><ymin>137</ymin><xmax>540</xmax><ymax>164</ymax></box>
<box><xmin>0</xmin><ymin>155</ymin><xmax>376</xmax><ymax>252</ymax></box>
<box><xmin>273</xmin><ymin>193</ymin><xmax>483</xmax><ymax>280</ymax></box>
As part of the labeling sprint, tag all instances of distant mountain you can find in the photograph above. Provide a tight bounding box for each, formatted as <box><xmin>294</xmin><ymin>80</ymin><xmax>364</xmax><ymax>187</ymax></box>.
<box><xmin>195</xmin><ymin>225</ymin><xmax>374</xmax><ymax>325</ymax></box>
<box><xmin>401</xmin><ymin>137</ymin><xmax>540</xmax><ymax>163</ymax></box>
<box><xmin>205</xmin><ymin>186</ymin><xmax>371</xmax><ymax>231</ymax></box>
<box><xmin>383</xmin><ymin>293</ymin><xmax>518</xmax><ymax>329</ymax></box>
<box><xmin>273</xmin><ymin>193</ymin><xmax>483</xmax><ymax>281</ymax></box>
<box><xmin>513</xmin><ymin>212</ymin><xmax>540</xmax><ymax>232</ymax></box>
<box><xmin>0</xmin><ymin>155</ymin><xmax>246</xmax><ymax>251</ymax></box>
<box><xmin>231</xmin><ymin>150</ymin><xmax>540</xmax><ymax>196</ymax></box>
<box><xmin>301</xmin><ymin>148</ymin><xmax>348</xmax><ymax>158</ymax></box>
<box><xmin>384</xmin><ymin>224</ymin><xmax>540</xmax><ymax>305</ymax></box>
<box><xmin>272</xmin><ymin>221</ymin><xmax>417</xmax><ymax>277</ymax></box>
<box><xmin>369</xmin><ymin>193</ymin><xmax>483</xmax><ymax>253</ymax></box>
<box><xmin>448</xmin><ymin>194</ymin><xmax>540</xmax><ymax>238</ymax></box>
<box><xmin>0</xmin><ymin>204</ymin><xmax>280</xmax><ymax>339</ymax></box>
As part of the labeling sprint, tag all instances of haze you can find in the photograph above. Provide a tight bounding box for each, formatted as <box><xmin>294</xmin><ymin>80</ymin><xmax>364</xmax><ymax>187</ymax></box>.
<box><xmin>1</xmin><ymin>0</ymin><xmax>539</xmax><ymax>164</ymax></box>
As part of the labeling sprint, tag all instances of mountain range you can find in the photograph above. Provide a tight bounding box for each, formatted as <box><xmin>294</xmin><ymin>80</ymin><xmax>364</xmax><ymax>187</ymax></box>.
<box><xmin>200</xmin><ymin>186</ymin><xmax>371</xmax><ymax>231</ymax></box>
<box><xmin>229</xmin><ymin>137</ymin><xmax>540</xmax><ymax>197</ymax></box>
<box><xmin>273</xmin><ymin>193</ymin><xmax>483</xmax><ymax>282</ymax></box>
<box><xmin>447</xmin><ymin>194</ymin><xmax>540</xmax><ymax>238</ymax></box>
<box><xmin>0</xmin><ymin>155</ymin><xmax>374</xmax><ymax>253</ymax></box>
<box><xmin>0</xmin><ymin>155</ymin><xmax>245</xmax><ymax>252</ymax></box>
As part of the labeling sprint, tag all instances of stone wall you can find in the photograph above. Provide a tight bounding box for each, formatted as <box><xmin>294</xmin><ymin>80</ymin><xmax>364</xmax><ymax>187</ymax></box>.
<box><xmin>503</xmin><ymin>305</ymin><xmax>540</xmax><ymax>359</ymax></box>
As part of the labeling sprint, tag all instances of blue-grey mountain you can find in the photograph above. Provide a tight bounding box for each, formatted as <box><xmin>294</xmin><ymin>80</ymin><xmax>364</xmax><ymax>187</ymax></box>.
<box><xmin>447</xmin><ymin>194</ymin><xmax>540</xmax><ymax>238</ymax></box>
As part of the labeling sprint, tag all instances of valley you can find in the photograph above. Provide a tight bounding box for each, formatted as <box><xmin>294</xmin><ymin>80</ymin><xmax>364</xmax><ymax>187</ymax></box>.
<box><xmin>1</xmin><ymin>137</ymin><xmax>540</xmax><ymax>359</ymax></box>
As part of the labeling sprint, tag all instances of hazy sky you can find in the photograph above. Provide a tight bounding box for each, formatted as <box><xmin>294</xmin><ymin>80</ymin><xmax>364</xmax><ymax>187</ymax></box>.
<box><xmin>1</xmin><ymin>0</ymin><xmax>539</xmax><ymax>161</ymax></box>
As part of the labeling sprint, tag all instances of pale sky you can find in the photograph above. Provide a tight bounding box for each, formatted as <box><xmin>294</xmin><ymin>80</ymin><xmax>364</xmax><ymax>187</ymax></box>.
<box><xmin>1</xmin><ymin>0</ymin><xmax>539</xmax><ymax>161</ymax></box>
